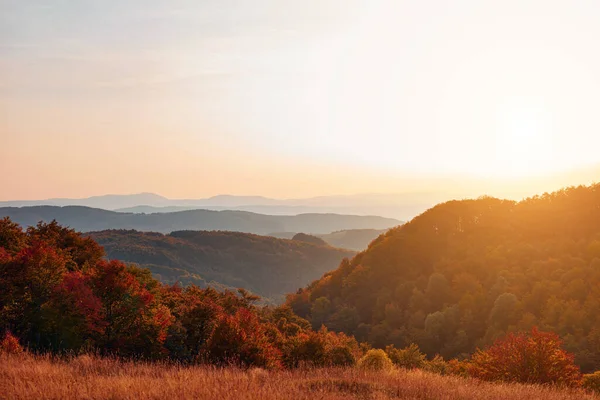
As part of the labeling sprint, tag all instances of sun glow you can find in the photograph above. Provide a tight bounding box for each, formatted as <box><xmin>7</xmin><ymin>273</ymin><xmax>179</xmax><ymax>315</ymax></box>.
<box><xmin>3</xmin><ymin>1</ymin><xmax>600</xmax><ymax>200</ymax></box>
<box><xmin>490</xmin><ymin>101</ymin><xmax>556</xmax><ymax>178</ymax></box>
<box><xmin>267</xmin><ymin>2</ymin><xmax>600</xmax><ymax>183</ymax></box>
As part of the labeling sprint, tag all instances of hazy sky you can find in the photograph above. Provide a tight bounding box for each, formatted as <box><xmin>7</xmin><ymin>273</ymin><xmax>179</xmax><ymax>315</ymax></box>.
<box><xmin>2</xmin><ymin>0</ymin><xmax>600</xmax><ymax>200</ymax></box>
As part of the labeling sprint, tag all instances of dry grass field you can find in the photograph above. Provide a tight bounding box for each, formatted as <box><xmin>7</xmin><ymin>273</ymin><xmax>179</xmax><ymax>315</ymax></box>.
<box><xmin>0</xmin><ymin>353</ymin><xmax>597</xmax><ymax>400</ymax></box>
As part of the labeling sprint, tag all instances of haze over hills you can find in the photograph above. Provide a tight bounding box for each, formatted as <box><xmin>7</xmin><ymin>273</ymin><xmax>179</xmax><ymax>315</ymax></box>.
<box><xmin>0</xmin><ymin>206</ymin><xmax>400</xmax><ymax>235</ymax></box>
<box><xmin>0</xmin><ymin>193</ymin><xmax>172</xmax><ymax>211</ymax></box>
<box><xmin>88</xmin><ymin>229</ymin><xmax>355</xmax><ymax>302</ymax></box>
<box><xmin>317</xmin><ymin>229</ymin><xmax>389</xmax><ymax>251</ymax></box>
<box><xmin>0</xmin><ymin>192</ymin><xmax>443</xmax><ymax>220</ymax></box>
<box><xmin>270</xmin><ymin>229</ymin><xmax>390</xmax><ymax>251</ymax></box>
<box><xmin>115</xmin><ymin>204</ymin><xmax>425</xmax><ymax>220</ymax></box>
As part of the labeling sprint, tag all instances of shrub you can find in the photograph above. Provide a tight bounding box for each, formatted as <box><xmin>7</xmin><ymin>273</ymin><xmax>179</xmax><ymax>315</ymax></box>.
<box><xmin>358</xmin><ymin>349</ymin><xmax>393</xmax><ymax>371</ymax></box>
<box><xmin>0</xmin><ymin>331</ymin><xmax>23</xmax><ymax>354</ymax></box>
<box><xmin>280</xmin><ymin>328</ymin><xmax>359</xmax><ymax>368</ymax></box>
<box><xmin>424</xmin><ymin>355</ymin><xmax>449</xmax><ymax>375</ymax></box>
<box><xmin>282</xmin><ymin>332</ymin><xmax>327</xmax><ymax>368</ymax></box>
<box><xmin>385</xmin><ymin>343</ymin><xmax>426</xmax><ymax>369</ymax></box>
<box><xmin>583</xmin><ymin>371</ymin><xmax>600</xmax><ymax>393</ymax></box>
<box><xmin>328</xmin><ymin>346</ymin><xmax>356</xmax><ymax>367</ymax></box>
<box><xmin>447</xmin><ymin>359</ymin><xmax>470</xmax><ymax>377</ymax></box>
<box><xmin>469</xmin><ymin>327</ymin><xmax>582</xmax><ymax>386</ymax></box>
<box><xmin>204</xmin><ymin>308</ymin><xmax>282</xmax><ymax>369</ymax></box>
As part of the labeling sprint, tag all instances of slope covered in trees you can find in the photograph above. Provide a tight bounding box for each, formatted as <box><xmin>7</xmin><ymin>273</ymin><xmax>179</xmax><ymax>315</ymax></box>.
<box><xmin>291</xmin><ymin>233</ymin><xmax>328</xmax><ymax>246</ymax></box>
<box><xmin>287</xmin><ymin>184</ymin><xmax>600</xmax><ymax>372</ymax></box>
<box><xmin>0</xmin><ymin>218</ymin><xmax>359</xmax><ymax>367</ymax></box>
<box><xmin>271</xmin><ymin>229</ymin><xmax>390</xmax><ymax>251</ymax></box>
<box><xmin>0</xmin><ymin>206</ymin><xmax>400</xmax><ymax>235</ymax></box>
<box><xmin>88</xmin><ymin>229</ymin><xmax>355</xmax><ymax>301</ymax></box>
<box><xmin>317</xmin><ymin>229</ymin><xmax>389</xmax><ymax>251</ymax></box>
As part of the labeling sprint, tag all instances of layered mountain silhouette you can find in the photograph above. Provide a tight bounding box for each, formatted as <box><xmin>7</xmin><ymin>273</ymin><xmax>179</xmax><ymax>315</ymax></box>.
<box><xmin>0</xmin><ymin>206</ymin><xmax>400</xmax><ymax>235</ymax></box>
<box><xmin>0</xmin><ymin>192</ymin><xmax>443</xmax><ymax>220</ymax></box>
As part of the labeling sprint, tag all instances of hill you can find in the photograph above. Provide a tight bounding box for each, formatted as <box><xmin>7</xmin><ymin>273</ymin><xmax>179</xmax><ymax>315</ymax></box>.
<box><xmin>268</xmin><ymin>232</ymin><xmax>297</xmax><ymax>239</ymax></box>
<box><xmin>270</xmin><ymin>229</ymin><xmax>390</xmax><ymax>251</ymax></box>
<box><xmin>287</xmin><ymin>184</ymin><xmax>600</xmax><ymax>372</ymax></box>
<box><xmin>317</xmin><ymin>229</ymin><xmax>389</xmax><ymax>251</ymax></box>
<box><xmin>291</xmin><ymin>233</ymin><xmax>328</xmax><ymax>246</ymax></box>
<box><xmin>0</xmin><ymin>206</ymin><xmax>400</xmax><ymax>235</ymax></box>
<box><xmin>88</xmin><ymin>229</ymin><xmax>355</xmax><ymax>301</ymax></box>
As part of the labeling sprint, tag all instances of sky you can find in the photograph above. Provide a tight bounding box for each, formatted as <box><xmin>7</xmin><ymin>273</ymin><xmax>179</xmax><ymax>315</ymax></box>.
<box><xmin>2</xmin><ymin>0</ymin><xmax>600</xmax><ymax>201</ymax></box>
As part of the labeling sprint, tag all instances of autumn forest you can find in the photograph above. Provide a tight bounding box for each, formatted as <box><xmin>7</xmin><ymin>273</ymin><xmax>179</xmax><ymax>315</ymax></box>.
<box><xmin>3</xmin><ymin>184</ymin><xmax>600</xmax><ymax>398</ymax></box>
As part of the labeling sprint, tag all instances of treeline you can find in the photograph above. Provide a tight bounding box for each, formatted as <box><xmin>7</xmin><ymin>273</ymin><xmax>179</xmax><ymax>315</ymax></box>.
<box><xmin>0</xmin><ymin>219</ymin><xmax>359</xmax><ymax>368</ymax></box>
<box><xmin>287</xmin><ymin>184</ymin><xmax>600</xmax><ymax>372</ymax></box>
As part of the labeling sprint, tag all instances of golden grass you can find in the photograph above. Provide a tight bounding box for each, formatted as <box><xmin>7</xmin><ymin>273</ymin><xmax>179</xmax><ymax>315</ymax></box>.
<box><xmin>0</xmin><ymin>353</ymin><xmax>597</xmax><ymax>400</ymax></box>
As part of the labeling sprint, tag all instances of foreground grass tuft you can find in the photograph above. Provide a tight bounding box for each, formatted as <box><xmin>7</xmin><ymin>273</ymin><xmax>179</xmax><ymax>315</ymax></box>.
<box><xmin>0</xmin><ymin>353</ymin><xmax>597</xmax><ymax>400</ymax></box>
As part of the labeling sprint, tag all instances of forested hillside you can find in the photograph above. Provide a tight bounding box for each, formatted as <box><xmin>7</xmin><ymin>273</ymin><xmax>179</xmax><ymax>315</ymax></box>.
<box><xmin>0</xmin><ymin>206</ymin><xmax>400</xmax><ymax>235</ymax></box>
<box><xmin>0</xmin><ymin>212</ymin><xmax>597</xmax><ymax>392</ymax></box>
<box><xmin>270</xmin><ymin>229</ymin><xmax>390</xmax><ymax>251</ymax></box>
<box><xmin>287</xmin><ymin>184</ymin><xmax>600</xmax><ymax>372</ymax></box>
<box><xmin>88</xmin><ymin>229</ymin><xmax>355</xmax><ymax>301</ymax></box>
<box><xmin>317</xmin><ymin>229</ymin><xmax>389</xmax><ymax>251</ymax></box>
<box><xmin>0</xmin><ymin>218</ymin><xmax>359</xmax><ymax>368</ymax></box>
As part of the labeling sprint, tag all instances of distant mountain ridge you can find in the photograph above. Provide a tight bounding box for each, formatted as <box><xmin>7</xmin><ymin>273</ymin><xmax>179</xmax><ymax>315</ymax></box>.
<box><xmin>0</xmin><ymin>193</ymin><xmax>171</xmax><ymax>210</ymax></box>
<box><xmin>0</xmin><ymin>192</ymin><xmax>443</xmax><ymax>220</ymax></box>
<box><xmin>0</xmin><ymin>206</ymin><xmax>401</xmax><ymax>235</ymax></box>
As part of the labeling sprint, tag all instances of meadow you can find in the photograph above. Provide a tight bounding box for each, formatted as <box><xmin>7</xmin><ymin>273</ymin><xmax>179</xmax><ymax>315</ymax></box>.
<box><xmin>1</xmin><ymin>353</ymin><xmax>597</xmax><ymax>400</ymax></box>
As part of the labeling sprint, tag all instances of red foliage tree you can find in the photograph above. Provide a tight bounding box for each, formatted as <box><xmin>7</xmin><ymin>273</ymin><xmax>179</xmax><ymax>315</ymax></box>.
<box><xmin>469</xmin><ymin>327</ymin><xmax>582</xmax><ymax>386</ymax></box>
<box><xmin>42</xmin><ymin>271</ymin><xmax>106</xmax><ymax>350</ymax></box>
<box><xmin>89</xmin><ymin>260</ymin><xmax>169</xmax><ymax>356</ymax></box>
<box><xmin>55</xmin><ymin>272</ymin><xmax>105</xmax><ymax>332</ymax></box>
<box><xmin>205</xmin><ymin>307</ymin><xmax>282</xmax><ymax>369</ymax></box>
<box><xmin>27</xmin><ymin>220</ymin><xmax>104</xmax><ymax>269</ymax></box>
<box><xmin>0</xmin><ymin>331</ymin><xmax>23</xmax><ymax>354</ymax></box>
<box><xmin>0</xmin><ymin>241</ymin><xmax>68</xmax><ymax>345</ymax></box>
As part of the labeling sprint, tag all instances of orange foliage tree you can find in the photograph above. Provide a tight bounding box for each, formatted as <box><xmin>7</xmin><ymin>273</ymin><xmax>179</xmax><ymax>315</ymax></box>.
<box><xmin>205</xmin><ymin>308</ymin><xmax>283</xmax><ymax>369</ymax></box>
<box><xmin>468</xmin><ymin>327</ymin><xmax>582</xmax><ymax>386</ymax></box>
